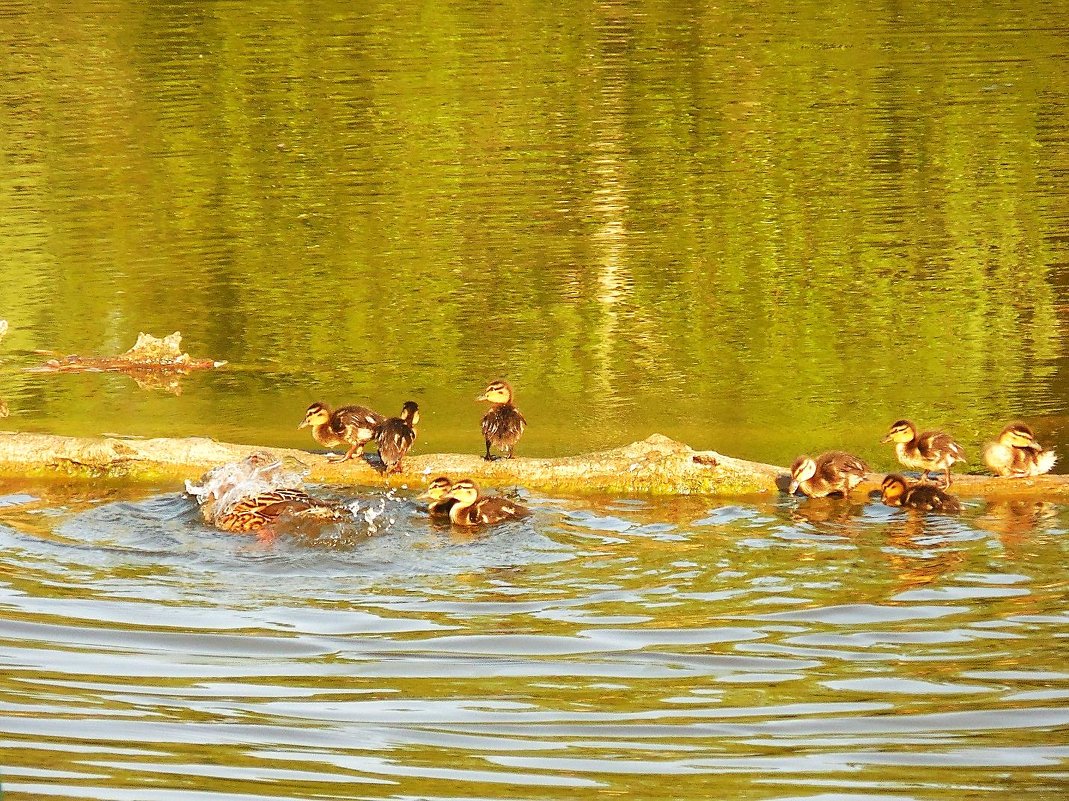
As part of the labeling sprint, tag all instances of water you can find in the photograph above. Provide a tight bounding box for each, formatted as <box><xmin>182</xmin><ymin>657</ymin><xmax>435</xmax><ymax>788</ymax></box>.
<box><xmin>2</xmin><ymin>1</ymin><xmax>1069</xmax><ymax>797</ymax></box>
<box><xmin>1</xmin><ymin>1</ymin><xmax>1068</xmax><ymax>464</ymax></box>
<box><xmin>1</xmin><ymin>482</ymin><xmax>1068</xmax><ymax>799</ymax></box>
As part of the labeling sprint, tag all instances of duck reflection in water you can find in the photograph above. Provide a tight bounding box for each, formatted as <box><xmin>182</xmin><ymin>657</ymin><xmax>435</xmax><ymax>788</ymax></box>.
<box><xmin>788</xmin><ymin>496</ymin><xmax>869</xmax><ymax>532</ymax></box>
<box><xmin>883</xmin><ymin>513</ymin><xmax>968</xmax><ymax>592</ymax></box>
<box><xmin>973</xmin><ymin>499</ymin><xmax>1059</xmax><ymax>551</ymax></box>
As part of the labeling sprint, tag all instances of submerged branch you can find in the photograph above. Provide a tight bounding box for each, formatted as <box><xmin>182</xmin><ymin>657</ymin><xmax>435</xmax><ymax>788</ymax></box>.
<box><xmin>0</xmin><ymin>431</ymin><xmax>1068</xmax><ymax>500</ymax></box>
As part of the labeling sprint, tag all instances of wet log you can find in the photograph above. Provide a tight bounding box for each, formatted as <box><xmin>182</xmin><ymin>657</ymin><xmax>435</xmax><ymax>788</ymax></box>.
<box><xmin>0</xmin><ymin>431</ymin><xmax>1068</xmax><ymax>500</ymax></box>
<box><xmin>31</xmin><ymin>332</ymin><xmax>226</xmax><ymax>374</ymax></box>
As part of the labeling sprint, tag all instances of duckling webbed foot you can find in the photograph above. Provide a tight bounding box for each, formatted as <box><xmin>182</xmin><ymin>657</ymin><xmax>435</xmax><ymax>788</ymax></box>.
<box><xmin>326</xmin><ymin>445</ymin><xmax>362</xmax><ymax>463</ymax></box>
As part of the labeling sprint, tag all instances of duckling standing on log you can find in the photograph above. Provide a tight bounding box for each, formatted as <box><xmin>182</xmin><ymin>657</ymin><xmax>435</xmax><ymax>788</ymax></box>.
<box><xmin>788</xmin><ymin>452</ymin><xmax>868</xmax><ymax>498</ymax></box>
<box><xmin>298</xmin><ymin>402</ymin><xmax>384</xmax><ymax>463</ymax></box>
<box><xmin>418</xmin><ymin>476</ymin><xmax>456</xmax><ymax>519</ymax></box>
<box><xmin>882</xmin><ymin>419</ymin><xmax>966</xmax><ymax>488</ymax></box>
<box><xmin>983</xmin><ymin>423</ymin><xmax>1057</xmax><ymax>478</ymax></box>
<box><xmin>478</xmin><ymin>380</ymin><xmax>526</xmax><ymax>461</ymax></box>
<box><xmin>444</xmin><ymin>479</ymin><xmax>529</xmax><ymax>526</ymax></box>
<box><xmin>376</xmin><ymin>400</ymin><xmax>419</xmax><ymax>474</ymax></box>
<box><xmin>880</xmin><ymin>473</ymin><xmax>961</xmax><ymax>513</ymax></box>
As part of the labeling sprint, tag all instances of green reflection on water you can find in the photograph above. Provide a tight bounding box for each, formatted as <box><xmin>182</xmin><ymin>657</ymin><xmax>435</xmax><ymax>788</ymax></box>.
<box><xmin>0</xmin><ymin>1</ymin><xmax>1067</xmax><ymax>470</ymax></box>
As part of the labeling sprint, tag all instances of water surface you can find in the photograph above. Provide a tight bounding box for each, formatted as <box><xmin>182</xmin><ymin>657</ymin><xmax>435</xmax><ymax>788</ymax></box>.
<box><xmin>1</xmin><ymin>1</ymin><xmax>1068</xmax><ymax>464</ymax></box>
<box><xmin>2</xmin><ymin>482</ymin><xmax>1068</xmax><ymax>799</ymax></box>
<box><xmin>2</xmin><ymin>2</ymin><xmax>1069</xmax><ymax>798</ymax></box>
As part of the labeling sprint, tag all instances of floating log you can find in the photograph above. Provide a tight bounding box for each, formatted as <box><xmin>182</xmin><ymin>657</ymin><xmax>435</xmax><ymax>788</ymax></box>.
<box><xmin>31</xmin><ymin>331</ymin><xmax>226</xmax><ymax>374</ymax></box>
<box><xmin>0</xmin><ymin>431</ymin><xmax>1067</xmax><ymax>500</ymax></box>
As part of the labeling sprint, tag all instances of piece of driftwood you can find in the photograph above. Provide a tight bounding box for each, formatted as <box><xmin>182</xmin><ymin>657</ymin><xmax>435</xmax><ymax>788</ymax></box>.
<box><xmin>0</xmin><ymin>431</ymin><xmax>1067</xmax><ymax>500</ymax></box>
<box><xmin>32</xmin><ymin>331</ymin><xmax>226</xmax><ymax>374</ymax></box>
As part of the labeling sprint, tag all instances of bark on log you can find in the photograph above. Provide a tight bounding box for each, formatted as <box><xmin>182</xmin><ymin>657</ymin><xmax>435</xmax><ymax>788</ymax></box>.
<box><xmin>0</xmin><ymin>430</ymin><xmax>1067</xmax><ymax>500</ymax></box>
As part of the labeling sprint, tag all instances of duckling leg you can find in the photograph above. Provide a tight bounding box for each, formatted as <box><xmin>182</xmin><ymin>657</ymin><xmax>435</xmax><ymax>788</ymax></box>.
<box><xmin>942</xmin><ymin>467</ymin><xmax>952</xmax><ymax>489</ymax></box>
<box><xmin>327</xmin><ymin>444</ymin><xmax>360</xmax><ymax>463</ymax></box>
<box><xmin>506</xmin><ymin>445</ymin><xmax>515</xmax><ymax>459</ymax></box>
<box><xmin>483</xmin><ymin>439</ymin><xmax>493</xmax><ymax>462</ymax></box>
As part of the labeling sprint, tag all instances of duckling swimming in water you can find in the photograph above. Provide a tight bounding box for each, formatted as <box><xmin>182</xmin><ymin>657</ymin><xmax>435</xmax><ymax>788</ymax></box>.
<box><xmin>882</xmin><ymin>419</ymin><xmax>966</xmax><ymax>488</ymax></box>
<box><xmin>417</xmin><ymin>476</ymin><xmax>456</xmax><ymax>519</ymax></box>
<box><xmin>376</xmin><ymin>400</ymin><xmax>419</xmax><ymax>474</ymax></box>
<box><xmin>788</xmin><ymin>451</ymin><xmax>868</xmax><ymax>498</ymax></box>
<box><xmin>983</xmin><ymin>422</ymin><xmax>1057</xmax><ymax>478</ymax></box>
<box><xmin>444</xmin><ymin>479</ymin><xmax>529</xmax><ymax>527</ymax></box>
<box><xmin>298</xmin><ymin>402</ymin><xmax>384</xmax><ymax>463</ymax></box>
<box><xmin>478</xmin><ymin>380</ymin><xmax>526</xmax><ymax>461</ymax></box>
<box><xmin>880</xmin><ymin>473</ymin><xmax>961</xmax><ymax>513</ymax></box>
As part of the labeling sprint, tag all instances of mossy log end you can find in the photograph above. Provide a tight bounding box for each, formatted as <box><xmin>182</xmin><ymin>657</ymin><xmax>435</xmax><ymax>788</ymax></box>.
<box><xmin>1</xmin><ymin>430</ymin><xmax>1068</xmax><ymax>500</ymax></box>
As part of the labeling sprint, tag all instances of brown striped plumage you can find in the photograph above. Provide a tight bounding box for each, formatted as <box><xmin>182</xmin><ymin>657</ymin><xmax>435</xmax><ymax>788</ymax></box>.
<box><xmin>478</xmin><ymin>380</ymin><xmax>526</xmax><ymax>460</ymax></box>
<box><xmin>880</xmin><ymin>474</ymin><xmax>961</xmax><ymax>513</ymax></box>
<box><xmin>445</xmin><ymin>479</ymin><xmax>529</xmax><ymax>527</ymax></box>
<box><xmin>882</xmin><ymin>419</ymin><xmax>966</xmax><ymax>487</ymax></box>
<box><xmin>299</xmin><ymin>402</ymin><xmax>384</xmax><ymax>462</ymax></box>
<box><xmin>376</xmin><ymin>400</ymin><xmax>419</xmax><ymax>474</ymax></box>
<box><xmin>788</xmin><ymin>451</ymin><xmax>868</xmax><ymax>498</ymax></box>
<box><xmin>215</xmin><ymin>488</ymin><xmax>348</xmax><ymax>532</ymax></box>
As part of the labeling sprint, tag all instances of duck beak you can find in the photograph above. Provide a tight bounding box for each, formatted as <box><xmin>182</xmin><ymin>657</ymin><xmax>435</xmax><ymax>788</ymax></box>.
<box><xmin>416</xmin><ymin>489</ymin><xmax>435</xmax><ymax>500</ymax></box>
<box><xmin>298</xmin><ymin>420</ymin><xmax>309</xmax><ymax>429</ymax></box>
<box><xmin>476</xmin><ymin>393</ymin><xmax>487</xmax><ymax>402</ymax></box>
<box><xmin>880</xmin><ymin>433</ymin><xmax>893</xmax><ymax>443</ymax></box>
<box><xmin>788</xmin><ymin>479</ymin><xmax>799</xmax><ymax>495</ymax></box>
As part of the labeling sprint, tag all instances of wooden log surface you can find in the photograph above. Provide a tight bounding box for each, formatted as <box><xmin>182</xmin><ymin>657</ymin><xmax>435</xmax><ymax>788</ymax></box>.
<box><xmin>1</xmin><ymin>430</ymin><xmax>1069</xmax><ymax>500</ymax></box>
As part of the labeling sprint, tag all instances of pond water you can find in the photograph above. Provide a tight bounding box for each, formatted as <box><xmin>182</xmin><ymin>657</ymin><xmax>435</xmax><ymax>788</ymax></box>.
<box><xmin>1</xmin><ymin>1</ymin><xmax>1069</xmax><ymax>798</ymax></box>
<box><xmin>1</xmin><ymin>481</ymin><xmax>1068</xmax><ymax>799</ymax></box>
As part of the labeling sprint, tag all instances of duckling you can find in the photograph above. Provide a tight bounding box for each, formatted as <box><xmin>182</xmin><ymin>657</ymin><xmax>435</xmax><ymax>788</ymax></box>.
<box><xmin>880</xmin><ymin>473</ymin><xmax>961</xmax><ymax>513</ymax></box>
<box><xmin>478</xmin><ymin>380</ymin><xmax>526</xmax><ymax>460</ymax></box>
<box><xmin>376</xmin><ymin>400</ymin><xmax>419</xmax><ymax>474</ymax></box>
<box><xmin>417</xmin><ymin>476</ymin><xmax>456</xmax><ymax>518</ymax></box>
<box><xmin>445</xmin><ymin>479</ymin><xmax>529</xmax><ymax>527</ymax></box>
<box><xmin>788</xmin><ymin>451</ymin><xmax>868</xmax><ymax>498</ymax></box>
<box><xmin>983</xmin><ymin>422</ymin><xmax>1057</xmax><ymax>478</ymax></box>
<box><xmin>298</xmin><ymin>402</ymin><xmax>384</xmax><ymax>463</ymax></box>
<box><xmin>881</xmin><ymin>419</ymin><xmax>966</xmax><ymax>487</ymax></box>
<box><xmin>215</xmin><ymin>488</ymin><xmax>349</xmax><ymax>532</ymax></box>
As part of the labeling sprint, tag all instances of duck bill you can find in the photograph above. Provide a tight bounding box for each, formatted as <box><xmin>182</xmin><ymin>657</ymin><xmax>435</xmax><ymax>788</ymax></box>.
<box><xmin>788</xmin><ymin>479</ymin><xmax>799</xmax><ymax>495</ymax></box>
<box><xmin>880</xmin><ymin>434</ymin><xmax>893</xmax><ymax>443</ymax></box>
<box><xmin>297</xmin><ymin>420</ymin><xmax>309</xmax><ymax>429</ymax></box>
<box><xmin>416</xmin><ymin>489</ymin><xmax>437</xmax><ymax>500</ymax></box>
<box><xmin>475</xmin><ymin>393</ymin><xmax>488</xmax><ymax>402</ymax></box>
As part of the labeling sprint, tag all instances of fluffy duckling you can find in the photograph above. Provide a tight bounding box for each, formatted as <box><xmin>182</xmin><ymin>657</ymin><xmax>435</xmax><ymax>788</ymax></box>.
<box><xmin>880</xmin><ymin>473</ymin><xmax>961</xmax><ymax>513</ymax></box>
<box><xmin>299</xmin><ymin>402</ymin><xmax>384</xmax><ymax>463</ymax></box>
<box><xmin>215</xmin><ymin>488</ymin><xmax>349</xmax><ymax>533</ymax></box>
<box><xmin>983</xmin><ymin>423</ymin><xmax>1057</xmax><ymax>478</ymax></box>
<box><xmin>417</xmin><ymin>476</ymin><xmax>456</xmax><ymax>518</ymax></box>
<box><xmin>882</xmin><ymin>419</ymin><xmax>966</xmax><ymax>487</ymax></box>
<box><xmin>478</xmin><ymin>380</ymin><xmax>526</xmax><ymax>461</ymax></box>
<box><xmin>376</xmin><ymin>400</ymin><xmax>419</xmax><ymax>474</ymax></box>
<box><xmin>445</xmin><ymin>479</ymin><xmax>529</xmax><ymax>527</ymax></box>
<box><xmin>788</xmin><ymin>451</ymin><xmax>868</xmax><ymax>498</ymax></box>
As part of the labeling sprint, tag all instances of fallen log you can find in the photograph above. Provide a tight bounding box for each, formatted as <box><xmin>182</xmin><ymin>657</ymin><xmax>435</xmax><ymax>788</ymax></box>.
<box><xmin>0</xmin><ymin>431</ymin><xmax>1067</xmax><ymax>500</ymax></box>
<box><xmin>31</xmin><ymin>332</ymin><xmax>226</xmax><ymax>374</ymax></box>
